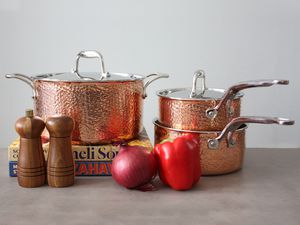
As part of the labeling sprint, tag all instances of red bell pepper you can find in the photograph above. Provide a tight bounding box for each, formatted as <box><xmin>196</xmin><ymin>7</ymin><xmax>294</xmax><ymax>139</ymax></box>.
<box><xmin>154</xmin><ymin>134</ymin><xmax>201</xmax><ymax>191</ymax></box>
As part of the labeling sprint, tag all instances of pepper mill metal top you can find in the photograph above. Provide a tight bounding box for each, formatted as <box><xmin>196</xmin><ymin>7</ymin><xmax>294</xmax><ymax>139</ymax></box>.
<box><xmin>25</xmin><ymin>109</ymin><xmax>34</xmax><ymax>118</ymax></box>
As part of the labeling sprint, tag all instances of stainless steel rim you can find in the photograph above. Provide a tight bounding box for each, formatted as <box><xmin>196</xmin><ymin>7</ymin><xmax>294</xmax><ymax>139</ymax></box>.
<box><xmin>32</xmin><ymin>72</ymin><xmax>145</xmax><ymax>83</ymax></box>
<box><xmin>156</xmin><ymin>88</ymin><xmax>244</xmax><ymax>101</ymax></box>
<box><xmin>153</xmin><ymin>118</ymin><xmax>248</xmax><ymax>134</ymax></box>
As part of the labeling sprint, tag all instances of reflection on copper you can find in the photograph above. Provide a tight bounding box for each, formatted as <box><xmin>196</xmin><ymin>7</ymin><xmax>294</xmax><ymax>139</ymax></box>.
<box><xmin>159</xmin><ymin>97</ymin><xmax>241</xmax><ymax>131</ymax></box>
<box><xmin>154</xmin><ymin>123</ymin><xmax>246</xmax><ymax>175</ymax></box>
<box><xmin>35</xmin><ymin>80</ymin><xmax>144</xmax><ymax>145</ymax></box>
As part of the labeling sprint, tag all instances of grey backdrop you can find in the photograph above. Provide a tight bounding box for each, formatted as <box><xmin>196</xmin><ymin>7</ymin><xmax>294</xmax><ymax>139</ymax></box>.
<box><xmin>0</xmin><ymin>0</ymin><xmax>299</xmax><ymax>148</ymax></box>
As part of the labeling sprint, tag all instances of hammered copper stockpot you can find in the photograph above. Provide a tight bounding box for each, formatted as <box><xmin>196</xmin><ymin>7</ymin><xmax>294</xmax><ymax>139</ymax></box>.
<box><xmin>154</xmin><ymin>117</ymin><xmax>294</xmax><ymax>175</ymax></box>
<box><xmin>6</xmin><ymin>50</ymin><xmax>169</xmax><ymax>144</ymax></box>
<box><xmin>157</xmin><ymin>70</ymin><xmax>289</xmax><ymax>131</ymax></box>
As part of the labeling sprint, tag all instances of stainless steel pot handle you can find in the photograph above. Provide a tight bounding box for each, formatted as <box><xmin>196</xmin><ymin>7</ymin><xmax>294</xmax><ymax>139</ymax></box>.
<box><xmin>190</xmin><ymin>70</ymin><xmax>206</xmax><ymax>98</ymax></box>
<box><xmin>143</xmin><ymin>73</ymin><xmax>169</xmax><ymax>99</ymax></box>
<box><xmin>206</xmin><ymin>79</ymin><xmax>289</xmax><ymax>119</ymax></box>
<box><xmin>5</xmin><ymin>74</ymin><xmax>37</xmax><ymax>99</ymax></box>
<box><xmin>207</xmin><ymin>116</ymin><xmax>295</xmax><ymax>149</ymax></box>
<box><xmin>73</xmin><ymin>50</ymin><xmax>107</xmax><ymax>80</ymax></box>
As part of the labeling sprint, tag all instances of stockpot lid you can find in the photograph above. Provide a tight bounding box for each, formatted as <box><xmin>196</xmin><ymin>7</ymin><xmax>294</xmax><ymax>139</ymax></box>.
<box><xmin>157</xmin><ymin>70</ymin><xmax>243</xmax><ymax>100</ymax></box>
<box><xmin>33</xmin><ymin>50</ymin><xmax>144</xmax><ymax>83</ymax></box>
<box><xmin>33</xmin><ymin>72</ymin><xmax>144</xmax><ymax>83</ymax></box>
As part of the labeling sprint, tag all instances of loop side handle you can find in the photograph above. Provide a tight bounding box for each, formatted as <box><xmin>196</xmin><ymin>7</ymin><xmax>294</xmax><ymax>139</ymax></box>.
<box><xmin>5</xmin><ymin>74</ymin><xmax>37</xmax><ymax>98</ymax></box>
<box><xmin>73</xmin><ymin>50</ymin><xmax>106</xmax><ymax>80</ymax></box>
<box><xmin>190</xmin><ymin>70</ymin><xmax>206</xmax><ymax>98</ymax></box>
<box><xmin>207</xmin><ymin>116</ymin><xmax>294</xmax><ymax>149</ymax></box>
<box><xmin>206</xmin><ymin>79</ymin><xmax>289</xmax><ymax>119</ymax></box>
<box><xmin>143</xmin><ymin>73</ymin><xmax>169</xmax><ymax>99</ymax></box>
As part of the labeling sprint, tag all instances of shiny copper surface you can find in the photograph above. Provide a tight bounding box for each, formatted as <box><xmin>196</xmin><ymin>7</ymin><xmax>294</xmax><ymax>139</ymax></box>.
<box><xmin>154</xmin><ymin>123</ymin><xmax>246</xmax><ymax>175</ymax></box>
<box><xmin>35</xmin><ymin>80</ymin><xmax>144</xmax><ymax>144</ymax></box>
<box><xmin>159</xmin><ymin>97</ymin><xmax>241</xmax><ymax>131</ymax></box>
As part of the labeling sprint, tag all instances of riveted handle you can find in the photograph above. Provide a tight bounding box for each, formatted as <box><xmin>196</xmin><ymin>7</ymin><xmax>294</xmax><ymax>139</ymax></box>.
<box><xmin>207</xmin><ymin>116</ymin><xmax>295</xmax><ymax>149</ymax></box>
<box><xmin>206</xmin><ymin>79</ymin><xmax>289</xmax><ymax>119</ymax></box>
<box><xmin>143</xmin><ymin>73</ymin><xmax>169</xmax><ymax>99</ymax></box>
<box><xmin>5</xmin><ymin>74</ymin><xmax>37</xmax><ymax>99</ymax></box>
<box><xmin>73</xmin><ymin>50</ymin><xmax>107</xmax><ymax>80</ymax></box>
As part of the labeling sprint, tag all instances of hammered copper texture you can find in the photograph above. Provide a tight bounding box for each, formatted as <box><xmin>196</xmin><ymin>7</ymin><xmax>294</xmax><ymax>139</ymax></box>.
<box><xmin>34</xmin><ymin>80</ymin><xmax>144</xmax><ymax>144</ymax></box>
<box><xmin>154</xmin><ymin>124</ymin><xmax>246</xmax><ymax>175</ymax></box>
<box><xmin>159</xmin><ymin>97</ymin><xmax>241</xmax><ymax>131</ymax></box>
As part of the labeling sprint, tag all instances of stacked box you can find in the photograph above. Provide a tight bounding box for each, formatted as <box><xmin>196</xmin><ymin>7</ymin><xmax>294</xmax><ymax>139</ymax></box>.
<box><xmin>8</xmin><ymin>128</ymin><xmax>152</xmax><ymax>177</ymax></box>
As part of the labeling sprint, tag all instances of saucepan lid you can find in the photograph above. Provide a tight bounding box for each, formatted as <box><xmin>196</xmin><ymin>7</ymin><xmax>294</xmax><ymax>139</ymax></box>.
<box><xmin>157</xmin><ymin>70</ymin><xmax>243</xmax><ymax>101</ymax></box>
<box><xmin>157</xmin><ymin>69</ymin><xmax>289</xmax><ymax>103</ymax></box>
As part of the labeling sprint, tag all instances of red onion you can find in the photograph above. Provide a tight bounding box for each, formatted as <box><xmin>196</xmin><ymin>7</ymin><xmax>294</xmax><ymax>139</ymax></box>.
<box><xmin>111</xmin><ymin>146</ymin><xmax>157</xmax><ymax>189</ymax></box>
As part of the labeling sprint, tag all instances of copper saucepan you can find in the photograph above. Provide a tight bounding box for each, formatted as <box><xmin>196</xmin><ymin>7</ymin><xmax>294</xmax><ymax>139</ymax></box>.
<box><xmin>157</xmin><ymin>70</ymin><xmax>289</xmax><ymax>131</ymax></box>
<box><xmin>6</xmin><ymin>50</ymin><xmax>169</xmax><ymax>144</ymax></box>
<box><xmin>154</xmin><ymin>117</ymin><xmax>294</xmax><ymax>175</ymax></box>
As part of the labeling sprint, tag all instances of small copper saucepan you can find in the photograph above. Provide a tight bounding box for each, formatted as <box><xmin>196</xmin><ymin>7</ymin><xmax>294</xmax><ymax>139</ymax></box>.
<box><xmin>153</xmin><ymin>117</ymin><xmax>294</xmax><ymax>175</ymax></box>
<box><xmin>157</xmin><ymin>70</ymin><xmax>289</xmax><ymax>131</ymax></box>
<box><xmin>6</xmin><ymin>50</ymin><xmax>169</xmax><ymax>144</ymax></box>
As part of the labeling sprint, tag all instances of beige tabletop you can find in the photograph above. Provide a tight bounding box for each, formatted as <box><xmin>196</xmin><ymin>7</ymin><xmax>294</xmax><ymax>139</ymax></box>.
<box><xmin>0</xmin><ymin>148</ymin><xmax>300</xmax><ymax>225</ymax></box>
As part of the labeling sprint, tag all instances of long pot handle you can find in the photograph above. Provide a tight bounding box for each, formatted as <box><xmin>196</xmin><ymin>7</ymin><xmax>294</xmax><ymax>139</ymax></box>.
<box><xmin>206</xmin><ymin>79</ymin><xmax>289</xmax><ymax>119</ymax></box>
<box><xmin>207</xmin><ymin>116</ymin><xmax>295</xmax><ymax>149</ymax></box>
<box><xmin>73</xmin><ymin>50</ymin><xmax>106</xmax><ymax>80</ymax></box>
<box><xmin>5</xmin><ymin>74</ymin><xmax>37</xmax><ymax>99</ymax></box>
<box><xmin>143</xmin><ymin>73</ymin><xmax>169</xmax><ymax>99</ymax></box>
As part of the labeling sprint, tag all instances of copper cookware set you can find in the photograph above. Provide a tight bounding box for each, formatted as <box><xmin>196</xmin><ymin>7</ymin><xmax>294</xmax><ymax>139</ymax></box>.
<box><xmin>154</xmin><ymin>70</ymin><xmax>294</xmax><ymax>175</ymax></box>
<box><xmin>6</xmin><ymin>51</ymin><xmax>295</xmax><ymax>175</ymax></box>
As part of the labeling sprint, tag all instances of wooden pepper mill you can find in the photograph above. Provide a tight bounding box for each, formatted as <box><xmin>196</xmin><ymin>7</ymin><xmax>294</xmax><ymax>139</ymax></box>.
<box><xmin>46</xmin><ymin>116</ymin><xmax>74</xmax><ymax>187</ymax></box>
<box><xmin>15</xmin><ymin>109</ymin><xmax>46</xmax><ymax>188</ymax></box>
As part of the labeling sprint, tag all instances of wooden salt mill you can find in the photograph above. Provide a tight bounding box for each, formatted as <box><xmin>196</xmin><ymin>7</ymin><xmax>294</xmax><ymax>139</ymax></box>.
<box><xmin>46</xmin><ymin>116</ymin><xmax>74</xmax><ymax>187</ymax></box>
<box><xmin>15</xmin><ymin>109</ymin><xmax>46</xmax><ymax>188</ymax></box>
